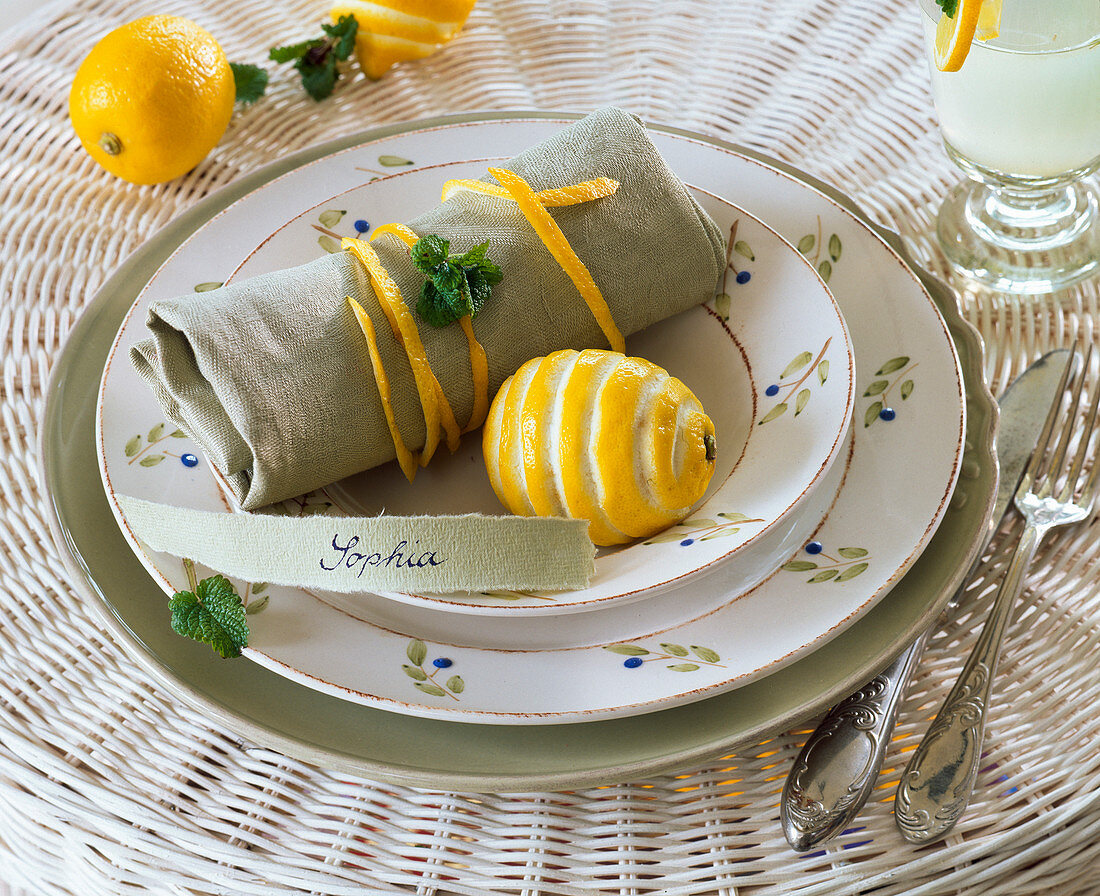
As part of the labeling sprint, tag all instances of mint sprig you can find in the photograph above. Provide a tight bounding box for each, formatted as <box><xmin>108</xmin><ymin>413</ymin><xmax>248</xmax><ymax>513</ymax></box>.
<box><xmin>169</xmin><ymin>559</ymin><xmax>248</xmax><ymax>658</ymax></box>
<box><xmin>936</xmin><ymin>0</ymin><xmax>959</xmax><ymax>16</ymax></box>
<box><xmin>230</xmin><ymin>62</ymin><xmax>268</xmax><ymax>104</ymax></box>
<box><xmin>270</xmin><ymin>15</ymin><xmax>358</xmax><ymax>101</ymax></box>
<box><xmin>410</xmin><ymin>235</ymin><xmax>503</xmax><ymax>327</ymax></box>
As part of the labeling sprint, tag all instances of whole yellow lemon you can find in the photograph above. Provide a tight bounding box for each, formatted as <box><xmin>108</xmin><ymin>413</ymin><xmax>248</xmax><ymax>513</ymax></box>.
<box><xmin>484</xmin><ymin>349</ymin><xmax>717</xmax><ymax>546</ymax></box>
<box><xmin>69</xmin><ymin>15</ymin><xmax>235</xmax><ymax>185</ymax></box>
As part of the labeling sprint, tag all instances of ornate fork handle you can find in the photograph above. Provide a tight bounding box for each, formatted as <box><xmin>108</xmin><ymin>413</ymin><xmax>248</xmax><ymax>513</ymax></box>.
<box><xmin>781</xmin><ymin>631</ymin><xmax>926</xmax><ymax>851</ymax></box>
<box><xmin>895</xmin><ymin>522</ymin><xmax>1042</xmax><ymax>843</ymax></box>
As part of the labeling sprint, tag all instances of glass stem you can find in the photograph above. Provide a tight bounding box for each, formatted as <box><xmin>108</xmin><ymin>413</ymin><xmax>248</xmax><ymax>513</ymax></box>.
<box><xmin>967</xmin><ymin>180</ymin><xmax>1095</xmax><ymax>251</ymax></box>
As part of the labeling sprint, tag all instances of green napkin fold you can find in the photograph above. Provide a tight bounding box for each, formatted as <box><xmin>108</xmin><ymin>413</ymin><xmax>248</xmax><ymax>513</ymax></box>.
<box><xmin>131</xmin><ymin>107</ymin><xmax>727</xmax><ymax>510</ymax></box>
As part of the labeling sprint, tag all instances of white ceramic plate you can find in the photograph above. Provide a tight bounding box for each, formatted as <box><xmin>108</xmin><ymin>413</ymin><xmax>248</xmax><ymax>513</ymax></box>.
<box><xmin>216</xmin><ymin>175</ymin><xmax>854</xmax><ymax>616</ymax></box>
<box><xmin>94</xmin><ymin>117</ymin><xmax>965</xmax><ymax>724</ymax></box>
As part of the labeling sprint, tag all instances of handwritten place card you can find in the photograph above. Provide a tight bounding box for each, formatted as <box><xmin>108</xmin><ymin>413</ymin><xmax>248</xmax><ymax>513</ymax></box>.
<box><xmin>116</xmin><ymin>495</ymin><xmax>595</xmax><ymax>594</ymax></box>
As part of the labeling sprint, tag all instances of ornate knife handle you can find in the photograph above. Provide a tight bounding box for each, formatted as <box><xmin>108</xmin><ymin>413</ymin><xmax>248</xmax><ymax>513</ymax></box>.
<box><xmin>781</xmin><ymin>632</ymin><xmax>926</xmax><ymax>852</ymax></box>
<box><xmin>895</xmin><ymin>524</ymin><xmax>1041</xmax><ymax>843</ymax></box>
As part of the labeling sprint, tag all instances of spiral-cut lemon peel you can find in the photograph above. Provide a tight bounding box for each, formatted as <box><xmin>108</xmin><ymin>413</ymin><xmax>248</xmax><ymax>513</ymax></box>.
<box><xmin>488</xmin><ymin>167</ymin><xmax>625</xmax><ymax>354</ymax></box>
<box><xmin>344</xmin><ymin>167</ymin><xmax>622</xmax><ymax>482</ymax></box>
<box><xmin>440</xmin><ymin>176</ymin><xmax>619</xmax><ymax>207</ymax></box>
<box><xmin>345</xmin><ymin>295</ymin><xmax>419</xmax><ymax>481</ymax></box>
<box><xmin>459</xmin><ymin>315</ymin><xmax>490</xmax><ymax>431</ymax></box>
<box><xmin>369</xmin><ymin>222</ymin><xmax>490</xmax><ymax>434</ymax></box>
<box><xmin>342</xmin><ymin>237</ymin><xmax>454</xmax><ymax>466</ymax></box>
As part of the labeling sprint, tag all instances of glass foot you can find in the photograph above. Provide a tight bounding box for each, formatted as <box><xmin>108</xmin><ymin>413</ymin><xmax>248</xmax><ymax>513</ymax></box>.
<box><xmin>936</xmin><ymin>177</ymin><xmax>1100</xmax><ymax>294</ymax></box>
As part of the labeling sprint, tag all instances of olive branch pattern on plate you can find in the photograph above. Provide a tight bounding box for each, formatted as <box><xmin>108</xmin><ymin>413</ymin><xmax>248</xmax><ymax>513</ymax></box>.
<box><xmin>402</xmin><ymin>639</ymin><xmax>464</xmax><ymax>700</ymax></box>
<box><xmin>313</xmin><ymin>154</ymin><xmax>417</xmax><ymax>253</ymax></box>
<box><xmin>124</xmin><ymin>422</ymin><xmax>194</xmax><ymax>468</ymax></box>
<box><xmin>782</xmin><ymin>541</ymin><xmax>871</xmax><ymax>583</ymax></box>
<box><xmin>712</xmin><ymin>219</ymin><xmax>755</xmax><ymax>322</ymax></box>
<box><xmin>313</xmin><ymin>208</ymin><xmax>371</xmax><ymax>254</ymax></box>
<box><xmin>756</xmin><ymin>219</ymin><xmax>840</xmax><ymax>424</ymax></box>
<box><xmin>477</xmin><ymin>589</ymin><xmax>559</xmax><ymax>602</ymax></box>
<box><xmin>603</xmin><ymin>641</ymin><xmax>724</xmax><ymax>672</ymax></box>
<box><xmin>758</xmin><ymin>337</ymin><xmax>833</xmax><ymax>425</ymax></box>
<box><xmin>863</xmin><ymin>356</ymin><xmax>918</xmax><ymax>427</ymax></box>
<box><xmin>795</xmin><ymin>215</ymin><xmax>842</xmax><ymax>284</ymax></box>
<box><xmin>643</xmin><ymin>512</ymin><xmax>765</xmax><ymax>546</ymax></box>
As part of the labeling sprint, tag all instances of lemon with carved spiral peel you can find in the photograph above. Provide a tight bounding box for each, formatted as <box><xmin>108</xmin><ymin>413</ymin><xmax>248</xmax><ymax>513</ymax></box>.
<box><xmin>69</xmin><ymin>15</ymin><xmax>235</xmax><ymax>185</ymax></box>
<box><xmin>484</xmin><ymin>350</ymin><xmax>717</xmax><ymax>546</ymax></box>
<box><xmin>330</xmin><ymin>0</ymin><xmax>478</xmax><ymax>79</ymax></box>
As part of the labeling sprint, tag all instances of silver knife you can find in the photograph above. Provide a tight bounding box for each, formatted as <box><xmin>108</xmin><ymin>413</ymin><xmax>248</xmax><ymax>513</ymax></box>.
<box><xmin>780</xmin><ymin>349</ymin><xmax>1071</xmax><ymax>852</ymax></box>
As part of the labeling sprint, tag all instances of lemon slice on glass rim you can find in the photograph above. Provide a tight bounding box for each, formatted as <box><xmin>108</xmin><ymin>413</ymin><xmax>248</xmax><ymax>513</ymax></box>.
<box><xmin>934</xmin><ymin>0</ymin><xmax>1002</xmax><ymax>72</ymax></box>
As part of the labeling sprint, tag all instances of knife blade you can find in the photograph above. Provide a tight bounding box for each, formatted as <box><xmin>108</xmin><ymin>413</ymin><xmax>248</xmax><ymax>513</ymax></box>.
<box><xmin>780</xmin><ymin>348</ymin><xmax>1072</xmax><ymax>853</ymax></box>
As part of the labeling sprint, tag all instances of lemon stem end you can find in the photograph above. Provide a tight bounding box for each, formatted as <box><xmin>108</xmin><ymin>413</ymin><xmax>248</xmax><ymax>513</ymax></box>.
<box><xmin>704</xmin><ymin>433</ymin><xmax>717</xmax><ymax>462</ymax></box>
<box><xmin>98</xmin><ymin>132</ymin><xmax>122</xmax><ymax>156</ymax></box>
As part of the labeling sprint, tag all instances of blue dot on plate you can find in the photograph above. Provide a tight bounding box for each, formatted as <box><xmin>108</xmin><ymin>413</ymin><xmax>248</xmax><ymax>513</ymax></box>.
<box><xmin>805</xmin><ymin>541</ymin><xmax>823</xmax><ymax>555</ymax></box>
<box><xmin>765</xmin><ymin>384</ymin><xmax>780</xmax><ymax>397</ymax></box>
<box><xmin>736</xmin><ymin>270</ymin><xmax>752</xmax><ymax>284</ymax></box>
<box><xmin>879</xmin><ymin>407</ymin><xmax>897</xmax><ymax>421</ymax></box>
<box><xmin>624</xmin><ymin>657</ymin><xmax>644</xmax><ymax>669</ymax></box>
<box><xmin>432</xmin><ymin>657</ymin><xmax>453</xmax><ymax>668</ymax></box>
<box><xmin>354</xmin><ymin>218</ymin><xmax>370</xmax><ymax>233</ymax></box>
<box><xmin>181</xmin><ymin>453</ymin><xmax>199</xmax><ymax>468</ymax></box>
<box><xmin>680</xmin><ymin>538</ymin><xmax>695</xmax><ymax>546</ymax></box>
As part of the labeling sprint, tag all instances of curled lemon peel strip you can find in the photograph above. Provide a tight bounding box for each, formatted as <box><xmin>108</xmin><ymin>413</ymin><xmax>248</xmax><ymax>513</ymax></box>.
<box><xmin>345</xmin><ymin>295</ymin><xmax>419</xmax><ymax>482</ymax></box>
<box><xmin>369</xmin><ymin>221</ymin><xmax>420</xmax><ymax>245</ymax></box>
<box><xmin>488</xmin><ymin>166</ymin><xmax>625</xmax><ymax>354</ymax></box>
<box><xmin>369</xmin><ymin>222</ymin><xmax>490</xmax><ymax>434</ymax></box>
<box><xmin>342</xmin><ymin>236</ymin><xmax>457</xmax><ymax>464</ymax></box>
<box><xmin>440</xmin><ymin>176</ymin><xmax>620</xmax><ymax>207</ymax></box>
<box><xmin>459</xmin><ymin>315</ymin><xmax>490</xmax><ymax>431</ymax></box>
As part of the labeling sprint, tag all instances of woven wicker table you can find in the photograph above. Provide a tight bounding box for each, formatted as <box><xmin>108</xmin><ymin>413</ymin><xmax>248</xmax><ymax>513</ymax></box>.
<box><xmin>4</xmin><ymin>0</ymin><xmax>1100</xmax><ymax>893</ymax></box>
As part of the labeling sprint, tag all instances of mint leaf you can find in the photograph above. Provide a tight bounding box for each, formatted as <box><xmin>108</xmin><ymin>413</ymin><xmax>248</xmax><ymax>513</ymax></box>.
<box><xmin>936</xmin><ymin>0</ymin><xmax>959</xmax><ymax>16</ymax></box>
<box><xmin>467</xmin><ymin>272</ymin><xmax>493</xmax><ymax>317</ymax></box>
<box><xmin>169</xmin><ymin>573</ymin><xmax>249</xmax><ymax>658</ymax></box>
<box><xmin>418</xmin><ymin>279</ymin><xmax>470</xmax><ymax>327</ymax></box>
<box><xmin>411</xmin><ymin>234</ymin><xmax>451</xmax><ymax>271</ymax></box>
<box><xmin>411</xmin><ymin>235</ymin><xmax>502</xmax><ymax>327</ymax></box>
<box><xmin>270</xmin><ymin>15</ymin><xmax>358</xmax><ymax>101</ymax></box>
<box><xmin>269</xmin><ymin>40</ymin><xmax>315</xmax><ymax>63</ymax></box>
<box><xmin>324</xmin><ymin>15</ymin><xmax>359</xmax><ymax>60</ymax></box>
<box><xmin>456</xmin><ymin>242</ymin><xmax>503</xmax><ymax>284</ymax></box>
<box><xmin>230</xmin><ymin>63</ymin><xmax>268</xmax><ymax>104</ymax></box>
<box><xmin>299</xmin><ymin>57</ymin><xmax>338</xmax><ymax>101</ymax></box>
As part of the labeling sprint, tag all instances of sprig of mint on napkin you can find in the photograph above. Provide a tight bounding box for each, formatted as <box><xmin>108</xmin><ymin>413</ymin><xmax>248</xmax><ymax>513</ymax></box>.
<box><xmin>169</xmin><ymin>559</ymin><xmax>248</xmax><ymax>658</ymax></box>
<box><xmin>411</xmin><ymin>234</ymin><xmax>504</xmax><ymax>327</ymax></box>
<box><xmin>270</xmin><ymin>15</ymin><xmax>358</xmax><ymax>101</ymax></box>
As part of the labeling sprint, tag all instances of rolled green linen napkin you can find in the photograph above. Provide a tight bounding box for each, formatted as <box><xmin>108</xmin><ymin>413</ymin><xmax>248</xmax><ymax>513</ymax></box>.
<box><xmin>131</xmin><ymin>107</ymin><xmax>727</xmax><ymax>510</ymax></box>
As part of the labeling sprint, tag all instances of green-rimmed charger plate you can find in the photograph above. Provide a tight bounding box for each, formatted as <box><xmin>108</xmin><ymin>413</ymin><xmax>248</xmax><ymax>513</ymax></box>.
<box><xmin>40</xmin><ymin>112</ymin><xmax>996</xmax><ymax>791</ymax></box>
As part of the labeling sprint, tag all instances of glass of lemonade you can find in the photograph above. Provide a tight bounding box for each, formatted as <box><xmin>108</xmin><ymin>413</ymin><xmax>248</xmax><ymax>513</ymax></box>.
<box><xmin>919</xmin><ymin>0</ymin><xmax>1100</xmax><ymax>293</ymax></box>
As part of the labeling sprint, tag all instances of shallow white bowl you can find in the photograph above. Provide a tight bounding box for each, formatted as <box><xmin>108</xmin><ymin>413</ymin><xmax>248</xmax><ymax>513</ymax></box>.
<box><xmin>242</xmin><ymin>175</ymin><xmax>854</xmax><ymax>615</ymax></box>
<box><xmin>99</xmin><ymin>163</ymin><xmax>855</xmax><ymax>619</ymax></box>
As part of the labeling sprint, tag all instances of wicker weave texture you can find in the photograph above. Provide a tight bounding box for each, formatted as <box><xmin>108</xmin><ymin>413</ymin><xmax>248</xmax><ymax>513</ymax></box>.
<box><xmin>3</xmin><ymin>0</ymin><xmax>1100</xmax><ymax>893</ymax></box>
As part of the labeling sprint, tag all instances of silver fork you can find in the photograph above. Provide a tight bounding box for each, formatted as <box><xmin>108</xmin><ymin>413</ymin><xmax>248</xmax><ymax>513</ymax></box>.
<box><xmin>895</xmin><ymin>342</ymin><xmax>1100</xmax><ymax>843</ymax></box>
